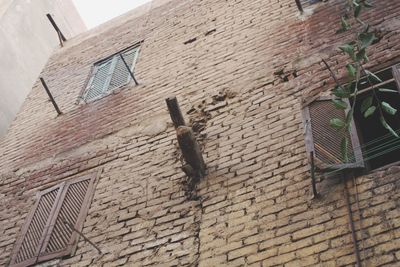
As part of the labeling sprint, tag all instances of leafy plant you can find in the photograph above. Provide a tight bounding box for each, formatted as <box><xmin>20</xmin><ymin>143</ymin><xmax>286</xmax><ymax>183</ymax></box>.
<box><xmin>325</xmin><ymin>0</ymin><xmax>399</xmax><ymax>162</ymax></box>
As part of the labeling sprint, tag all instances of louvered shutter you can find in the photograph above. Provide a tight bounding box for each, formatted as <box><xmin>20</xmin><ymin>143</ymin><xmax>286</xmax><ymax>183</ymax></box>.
<box><xmin>38</xmin><ymin>175</ymin><xmax>96</xmax><ymax>261</ymax></box>
<box><xmin>9</xmin><ymin>184</ymin><xmax>63</xmax><ymax>267</ymax></box>
<box><xmin>9</xmin><ymin>174</ymin><xmax>96</xmax><ymax>267</ymax></box>
<box><xmin>83</xmin><ymin>46</ymin><xmax>139</xmax><ymax>102</ymax></box>
<box><xmin>302</xmin><ymin>97</ymin><xmax>364</xmax><ymax>170</ymax></box>
<box><xmin>392</xmin><ymin>64</ymin><xmax>400</xmax><ymax>91</ymax></box>
<box><xmin>108</xmin><ymin>48</ymin><xmax>139</xmax><ymax>90</ymax></box>
<box><xmin>84</xmin><ymin>60</ymin><xmax>114</xmax><ymax>101</ymax></box>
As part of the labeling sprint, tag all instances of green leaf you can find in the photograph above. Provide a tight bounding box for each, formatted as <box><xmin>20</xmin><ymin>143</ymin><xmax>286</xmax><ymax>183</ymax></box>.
<box><xmin>342</xmin><ymin>16</ymin><xmax>350</xmax><ymax>28</ymax></box>
<box><xmin>363</xmin><ymin>1</ymin><xmax>373</xmax><ymax>8</ymax></box>
<box><xmin>365</xmin><ymin>70</ymin><xmax>382</xmax><ymax>83</ymax></box>
<box><xmin>360</xmin><ymin>96</ymin><xmax>373</xmax><ymax>113</ymax></box>
<box><xmin>359</xmin><ymin>32</ymin><xmax>375</xmax><ymax>49</ymax></box>
<box><xmin>346</xmin><ymin>64</ymin><xmax>356</xmax><ymax>77</ymax></box>
<box><xmin>380</xmin><ymin>116</ymin><xmax>399</xmax><ymax>138</ymax></box>
<box><xmin>378</xmin><ymin>88</ymin><xmax>398</xmax><ymax>93</ymax></box>
<box><xmin>381</xmin><ymin>101</ymin><xmax>397</xmax><ymax>115</ymax></box>
<box><xmin>354</xmin><ymin>4</ymin><xmax>362</xmax><ymax>17</ymax></box>
<box><xmin>333</xmin><ymin>85</ymin><xmax>351</xmax><ymax>98</ymax></box>
<box><xmin>341</xmin><ymin>137</ymin><xmax>349</xmax><ymax>163</ymax></box>
<box><xmin>364</xmin><ymin>106</ymin><xmax>376</xmax><ymax>118</ymax></box>
<box><xmin>363</xmin><ymin>53</ymin><xmax>369</xmax><ymax>63</ymax></box>
<box><xmin>356</xmin><ymin>48</ymin><xmax>367</xmax><ymax>63</ymax></box>
<box><xmin>339</xmin><ymin>44</ymin><xmax>355</xmax><ymax>59</ymax></box>
<box><xmin>330</xmin><ymin>118</ymin><xmax>345</xmax><ymax>129</ymax></box>
<box><xmin>362</xmin><ymin>24</ymin><xmax>370</xmax><ymax>33</ymax></box>
<box><xmin>332</xmin><ymin>99</ymin><xmax>348</xmax><ymax>109</ymax></box>
<box><xmin>346</xmin><ymin>82</ymin><xmax>357</xmax><ymax>94</ymax></box>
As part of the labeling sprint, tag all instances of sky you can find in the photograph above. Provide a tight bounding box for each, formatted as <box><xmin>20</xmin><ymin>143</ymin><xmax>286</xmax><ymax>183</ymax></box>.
<box><xmin>72</xmin><ymin>0</ymin><xmax>152</xmax><ymax>29</ymax></box>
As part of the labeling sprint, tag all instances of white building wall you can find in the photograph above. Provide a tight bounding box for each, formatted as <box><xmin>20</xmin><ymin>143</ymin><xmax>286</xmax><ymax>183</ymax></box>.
<box><xmin>0</xmin><ymin>0</ymin><xmax>85</xmax><ymax>137</ymax></box>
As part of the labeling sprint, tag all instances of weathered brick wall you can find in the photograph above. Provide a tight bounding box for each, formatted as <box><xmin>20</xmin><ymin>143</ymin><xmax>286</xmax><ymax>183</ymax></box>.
<box><xmin>1</xmin><ymin>0</ymin><xmax>400</xmax><ymax>266</ymax></box>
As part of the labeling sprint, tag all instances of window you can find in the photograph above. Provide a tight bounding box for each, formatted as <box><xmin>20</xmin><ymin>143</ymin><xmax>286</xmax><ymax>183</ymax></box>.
<box><xmin>303</xmin><ymin>64</ymin><xmax>400</xmax><ymax>173</ymax></box>
<box><xmin>351</xmin><ymin>65</ymin><xmax>400</xmax><ymax>170</ymax></box>
<box><xmin>9</xmin><ymin>175</ymin><xmax>96</xmax><ymax>267</ymax></box>
<box><xmin>302</xmin><ymin>97</ymin><xmax>364</xmax><ymax>171</ymax></box>
<box><xmin>83</xmin><ymin>45</ymin><xmax>140</xmax><ymax>102</ymax></box>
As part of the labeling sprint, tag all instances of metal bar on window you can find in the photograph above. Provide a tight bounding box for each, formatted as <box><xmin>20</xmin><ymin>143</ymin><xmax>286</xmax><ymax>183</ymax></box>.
<box><xmin>310</xmin><ymin>152</ymin><xmax>318</xmax><ymax>198</ymax></box>
<box><xmin>119</xmin><ymin>53</ymin><xmax>139</xmax><ymax>85</ymax></box>
<box><xmin>61</xmin><ymin>219</ymin><xmax>102</xmax><ymax>254</ymax></box>
<box><xmin>46</xmin><ymin>14</ymin><xmax>67</xmax><ymax>47</ymax></box>
<box><xmin>40</xmin><ymin>78</ymin><xmax>62</xmax><ymax>115</ymax></box>
<box><xmin>295</xmin><ymin>0</ymin><xmax>304</xmax><ymax>13</ymax></box>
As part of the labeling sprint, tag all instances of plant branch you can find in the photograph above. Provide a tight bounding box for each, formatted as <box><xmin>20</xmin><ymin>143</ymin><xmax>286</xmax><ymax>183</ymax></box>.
<box><xmin>359</xmin><ymin>64</ymin><xmax>385</xmax><ymax>117</ymax></box>
<box><xmin>322</xmin><ymin>59</ymin><xmax>343</xmax><ymax>88</ymax></box>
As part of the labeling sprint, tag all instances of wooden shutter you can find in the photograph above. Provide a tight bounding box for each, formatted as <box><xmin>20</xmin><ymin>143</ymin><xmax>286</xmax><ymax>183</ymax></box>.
<box><xmin>9</xmin><ymin>174</ymin><xmax>96</xmax><ymax>267</ymax></box>
<box><xmin>392</xmin><ymin>64</ymin><xmax>400</xmax><ymax>91</ymax></box>
<box><xmin>302</xmin><ymin>97</ymin><xmax>364</xmax><ymax>170</ymax></box>
<box><xmin>9</xmin><ymin>184</ymin><xmax>63</xmax><ymax>267</ymax></box>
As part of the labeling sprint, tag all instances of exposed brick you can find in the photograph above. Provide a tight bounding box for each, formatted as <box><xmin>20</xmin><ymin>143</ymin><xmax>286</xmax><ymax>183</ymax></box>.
<box><xmin>1</xmin><ymin>0</ymin><xmax>400</xmax><ymax>267</ymax></box>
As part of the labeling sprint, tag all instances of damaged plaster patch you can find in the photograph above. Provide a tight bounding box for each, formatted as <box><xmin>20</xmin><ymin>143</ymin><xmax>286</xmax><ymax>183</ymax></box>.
<box><xmin>379</xmin><ymin>18</ymin><xmax>400</xmax><ymax>33</ymax></box>
<box><xmin>118</xmin><ymin>113</ymin><xmax>169</xmax><ymax>137</ymax></box>
<box><xmin>291</xmin><ymin>45</ymin><xmax>335</xmax><ymax>70</ymax></box>
<box><xmin>140</xmin><ymin>113</ymin><xmax>169</xmax><ymax>136</ymax></box>
<box><xmin>297</xmin><ymin>7</ymin><xmax>315</xmax><ymax>21</ymax></box>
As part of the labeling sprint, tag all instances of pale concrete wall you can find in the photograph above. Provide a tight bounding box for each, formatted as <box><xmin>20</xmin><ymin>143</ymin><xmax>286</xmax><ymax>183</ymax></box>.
<box><xmin>0</xmin><ymin>0</ymin><xmax>85</xmax><ymax>137</ymax></box>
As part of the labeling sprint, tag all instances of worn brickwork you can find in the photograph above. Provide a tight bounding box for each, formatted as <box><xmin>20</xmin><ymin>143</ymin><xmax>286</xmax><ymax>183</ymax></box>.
<box><xmin>1</xmin><ymin>0</ymin><xmax>400</xmax><ymax>266</ymax></box>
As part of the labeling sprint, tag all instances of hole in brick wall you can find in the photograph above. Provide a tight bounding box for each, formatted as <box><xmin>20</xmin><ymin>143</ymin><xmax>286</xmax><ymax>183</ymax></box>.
<box><xmin>273</xmin><ymin>68</ymin><xmax>296</xmax><ymax>83</ymax></box>
<box><xmin>205</xmin><ymin>29</ymin><xmax>216</xmax><ymax>36</ymax></box>
<box><xmin>184</xmin><ymin>37</ymin><xmax>197</xmax><ymax>45</ymax></box>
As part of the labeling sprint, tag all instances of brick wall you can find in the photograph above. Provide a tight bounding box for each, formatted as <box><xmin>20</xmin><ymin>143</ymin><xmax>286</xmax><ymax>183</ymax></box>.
<box><xmin>1</xmin><ymin>0</ymin><xmax>400</xmax><ymax>266</ymax></box>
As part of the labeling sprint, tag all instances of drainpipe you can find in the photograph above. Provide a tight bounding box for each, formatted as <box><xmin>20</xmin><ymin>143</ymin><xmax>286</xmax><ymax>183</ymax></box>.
<box><xmin>343</xmin><ymin>172</ymin><xmax>362</xmax><ymax>267</ymax></box>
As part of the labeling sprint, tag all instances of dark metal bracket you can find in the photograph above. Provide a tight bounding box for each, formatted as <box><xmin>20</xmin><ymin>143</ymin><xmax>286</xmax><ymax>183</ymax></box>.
<box><xmin>46</xmin><ymin>14</ymin><xmax>67</xmax><ymax>47</ymax></box>
<box><xmin>62</xmin><ymin>218</ymin><xmax>102</xmax><ymax>254</ymax></box>
<box><xmin>40</xmin><ymin>78</ymin><xmax>62</xmax><ymax>115</ymax></box>
<box><xmin>310</xmin><ymin>152</ymin><xmax>319</xmax><ymax>198</ymax></box>
<box><xmin>295</xmin><ymin>0</ymin><xmax>304</xmax><ymax>13</ymax></box>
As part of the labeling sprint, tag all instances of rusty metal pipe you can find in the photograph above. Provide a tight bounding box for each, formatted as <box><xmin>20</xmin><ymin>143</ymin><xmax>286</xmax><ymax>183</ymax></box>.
<box><xmin>40</xmin><ymin>78</ymin><xmax>62</xmax><ymax>115</ymax></box>
<box><xmin>343</xmin><ymin>172</ymin><xmax>362</xmax><ymax>267</ymax></box>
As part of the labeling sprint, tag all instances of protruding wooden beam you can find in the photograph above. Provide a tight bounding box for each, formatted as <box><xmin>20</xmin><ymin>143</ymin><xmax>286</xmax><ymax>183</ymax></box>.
<box><xmin>177</xmin><ymin>126</ymin><xmax>206</xmax><ymax>179</ymax></box>
<box><xmin>166</xmin><ymin>96</ymin><xmax>186</xmax><ymax>128</ymax></box>
<box><xmin>40</xmin><ymin>77</ymin><xmax>62</xmax><ymax>115</ymax></box>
